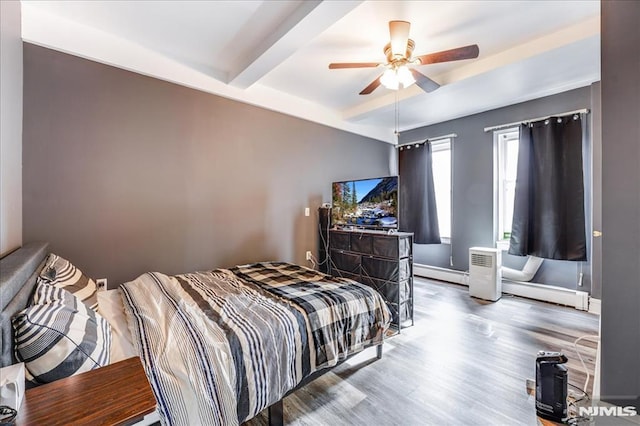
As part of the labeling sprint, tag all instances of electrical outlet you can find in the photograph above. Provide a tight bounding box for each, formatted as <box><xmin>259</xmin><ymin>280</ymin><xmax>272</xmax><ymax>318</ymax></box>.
<box><xmin>306</xmin><ymin>251</ymin><xmax>313</xmax><ymax>261</ymax></box>
<box><xmin>96</xmin><ymin>278</ymin><xmax>108</xmax><ymax>292</ymax></box>
<box><xmin>304</xmin><ymin>207</ymin><xmax>310</xmax><ymax>217</ymax></box>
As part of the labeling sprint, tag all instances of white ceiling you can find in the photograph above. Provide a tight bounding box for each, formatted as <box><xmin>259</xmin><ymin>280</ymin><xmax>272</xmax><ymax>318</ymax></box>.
<box><xmin>20</xmin><ymin>0</ymin><xmax>601</xmax><ymax>143</ymax></box>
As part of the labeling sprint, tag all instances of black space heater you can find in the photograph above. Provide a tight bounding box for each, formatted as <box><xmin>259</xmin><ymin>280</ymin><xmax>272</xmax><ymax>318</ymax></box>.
<box><xmin>535</xmin><ymin>351</ymin><xmax>568</xmax><ymax>422</ymax></box>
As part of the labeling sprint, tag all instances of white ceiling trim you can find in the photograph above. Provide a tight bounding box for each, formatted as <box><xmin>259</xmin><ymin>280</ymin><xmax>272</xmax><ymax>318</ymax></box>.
<box><xmin>21</xmin><ymin>2</ymin><xmax>394</xmax><ymax>143</ymax></box>
<box><xmin>342</xmin><ymin>16</ymin><xmax>601</xmax><ymax>122</ymax></box>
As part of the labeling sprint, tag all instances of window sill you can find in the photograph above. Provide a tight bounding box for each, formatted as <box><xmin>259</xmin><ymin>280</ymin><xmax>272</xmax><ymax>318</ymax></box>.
<box><xmin>440</xmin><ymin>237</ymin><xmax>451</xmax><ymax>244</ymax></box>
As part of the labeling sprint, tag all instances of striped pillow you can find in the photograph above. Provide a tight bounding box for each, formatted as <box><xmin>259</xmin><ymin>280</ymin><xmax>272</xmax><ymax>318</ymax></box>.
<box><xmin>39</xmin><ymin>254</ymin><xmax>98</xmax><ymax>310</ymax></box>
<box><xmin>12</xmin><ymin>283</ymin><xmax>111</xmax><ymax>384</ymax></box>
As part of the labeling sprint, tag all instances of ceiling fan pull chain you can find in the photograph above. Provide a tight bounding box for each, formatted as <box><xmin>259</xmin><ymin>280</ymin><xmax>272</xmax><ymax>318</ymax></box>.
<box><xmin>395</xmin><ymin>90</ymin><xmax>400</xmax><ymax>143</ymax></box>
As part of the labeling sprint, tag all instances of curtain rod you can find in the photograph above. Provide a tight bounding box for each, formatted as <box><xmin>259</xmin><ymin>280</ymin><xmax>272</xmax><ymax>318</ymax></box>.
<box><xmin>395</xmin><ymin>133</ymin><xmax>457</xmax><ymax>149</ymax></box>
<box><xmin>483</xmin><ymin>108</ymin><xmax>590</xmax><ymax>133</ymax></box>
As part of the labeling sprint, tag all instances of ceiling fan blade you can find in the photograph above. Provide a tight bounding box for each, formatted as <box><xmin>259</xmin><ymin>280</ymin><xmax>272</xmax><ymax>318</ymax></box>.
<box><xmin>329</xmin><ymin>62</ymin><xmax>381</xmax><ymax>69</ymax></box>
<box><xmin>389</xmin><ymin>20</ymin><xmax>411</xmax><ymax>57</ymax></box>
<box><xmin>415</xmin><ymin>44</ymin><xmax>480</xmax><ymax>65</ymax></box>
<box><xmin>359</xmin><ymin>75</ymin><xmax>382</xmax><ymax>95</ymax></box>
<box><xmin>410</xmin><ymin>69</ymin><xmax>440</xmax><ymax>93</ymax></box>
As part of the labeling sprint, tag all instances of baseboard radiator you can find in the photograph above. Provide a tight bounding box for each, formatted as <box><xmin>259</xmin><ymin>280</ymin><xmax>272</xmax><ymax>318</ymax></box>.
<box><xmin>414</xmin><ymin>263</ymin><xmax>590</xmax><ymax>311</ymax></box>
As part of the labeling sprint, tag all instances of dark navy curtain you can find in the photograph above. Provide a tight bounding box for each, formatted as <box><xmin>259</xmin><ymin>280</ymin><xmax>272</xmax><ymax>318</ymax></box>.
<box><xmin>509</xmin><ymin>115</ymin><xmax>587</xmax><ymax>260</ymax></box>
<box><xmin>399</xmin><ymin>142</ymin><xmax>441</xmax><ymax>244</ymax></box>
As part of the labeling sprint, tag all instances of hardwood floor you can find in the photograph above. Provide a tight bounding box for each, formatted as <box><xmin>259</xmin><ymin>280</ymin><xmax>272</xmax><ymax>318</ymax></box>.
<box><xmin>246</xmin><ymin>277</ymin><xmax>601</xmax><ymax>426</ymax></box>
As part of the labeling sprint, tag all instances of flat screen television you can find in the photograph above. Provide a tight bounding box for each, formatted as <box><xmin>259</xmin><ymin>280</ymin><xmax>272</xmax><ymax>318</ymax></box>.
<box><xmin>331</xmin><ymin>176</ymin><xmax>398</xmax><ymax>229</ymax></box>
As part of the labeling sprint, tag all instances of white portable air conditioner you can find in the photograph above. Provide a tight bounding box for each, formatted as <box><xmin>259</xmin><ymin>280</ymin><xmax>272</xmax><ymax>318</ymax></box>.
<box><xmin>469</xmin><ymin>247</ymin><xmax>502</xmax><ymax>301</ymax></box>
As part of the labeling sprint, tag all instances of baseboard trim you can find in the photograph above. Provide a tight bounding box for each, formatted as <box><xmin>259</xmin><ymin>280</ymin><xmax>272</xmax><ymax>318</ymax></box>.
<box><xmin>588</xmin><ymin>298</ymin><xmax>601</xmax><ymax>315</ymax></box>
<box><xmin>503</xmin><ymin>281</ymin><xmax>589</xmax><ymax>311</ymax></box>
<box><xmin>414</xmin><ymin>263</ymin><xmax>590</xmax><ymax>310</ymax></box>
<box><xmin>414</xmin><ymin>264</ymin><xmax>467</xmax><ymax>285</ymax></box>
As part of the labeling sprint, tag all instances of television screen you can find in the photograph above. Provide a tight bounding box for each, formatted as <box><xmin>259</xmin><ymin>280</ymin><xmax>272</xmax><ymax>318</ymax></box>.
<box><xmin>331</xmin><ymin>176</ymin><xmax>398</xmax><ymax>229</ymax></box>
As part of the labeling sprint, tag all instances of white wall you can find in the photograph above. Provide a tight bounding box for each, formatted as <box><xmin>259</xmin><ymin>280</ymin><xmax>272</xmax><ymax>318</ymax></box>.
<box><xmin>0</xmin><ymin>0</ymin><xmax>23</xmax><ymax>256</ymax></box>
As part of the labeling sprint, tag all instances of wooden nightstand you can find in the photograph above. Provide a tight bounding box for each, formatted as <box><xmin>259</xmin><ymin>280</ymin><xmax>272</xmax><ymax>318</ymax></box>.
<box><xmin>15</xmin><ymin>357</ymin><xmax>157</xmax><ymax>426</ymax></box>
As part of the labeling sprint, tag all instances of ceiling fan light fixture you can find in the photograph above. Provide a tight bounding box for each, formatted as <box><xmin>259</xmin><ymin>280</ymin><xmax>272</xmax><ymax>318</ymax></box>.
<box><xmin>380</xmin><ymin>65</ymin><xmax>415</xmax><ymax>90</ymax></box>
<box><xmin>380</xmin><ymin>68</ymin><xmax>400</xmax><ymax>90</ymax></box>
<box><xmin>397</xmin><ymin>65</ymin><xmax>415</xmax><ymax>88</ymax></box>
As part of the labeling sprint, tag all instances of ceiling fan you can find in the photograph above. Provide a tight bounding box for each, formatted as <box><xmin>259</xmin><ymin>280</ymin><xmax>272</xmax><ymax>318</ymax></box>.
<box><xmin>329</xmin><ymin>20</ymin><xmax>479</xmax><ymax>95</ymax></box>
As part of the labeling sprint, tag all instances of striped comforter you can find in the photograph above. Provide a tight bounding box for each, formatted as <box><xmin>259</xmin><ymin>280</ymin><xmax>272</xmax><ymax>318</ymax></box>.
<box><xmin>120</xmin><ymin>263</ymin><xmax>390</xmax><ymax>426</ymax></box>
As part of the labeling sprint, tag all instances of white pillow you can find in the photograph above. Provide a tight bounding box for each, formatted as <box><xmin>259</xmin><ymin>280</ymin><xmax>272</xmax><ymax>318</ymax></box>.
<box><xmin>97</xmin><ymin>289</ymin><xmax>137</xmax><ymax>363</ymax></box>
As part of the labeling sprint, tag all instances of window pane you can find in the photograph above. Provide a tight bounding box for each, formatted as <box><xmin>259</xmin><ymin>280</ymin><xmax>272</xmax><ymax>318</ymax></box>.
<box><xmin>496</xmin><ymin>130</ymin><xmax>519</xmax><ymax>240</ymax></box>
<box><xmin>503</xmin><ymin>180</ymin><xmax>516</xmax><ymax>235</ymax></box>
<box><xmin>432</xmin><ymin>146</ymin><xmax>451</xmax><ymax>239</ymax></box>
<box><xmin>505</xmin><ymin>139</ymin><xmax>519</xmax><ymax>180</ymax></box>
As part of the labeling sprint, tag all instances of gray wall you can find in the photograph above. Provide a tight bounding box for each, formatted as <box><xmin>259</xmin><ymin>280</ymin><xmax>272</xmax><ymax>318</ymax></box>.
<box><xmin>600</xmin><ymin>0</ymin><xmax>640</xmax><ymax>410</ymax></box>
<box><xmin>402</xmin><ymin>86</ymin><xmax>597</xmax><ymax>292</ymax></box>
<box><xmin>0</xmin><ymin>0</ymin><xmax>23</xmax><ymax>257</ymax></box>
<box><xmin>22</xmin><ymin>44</ymin><xmax>391</xmax><ymax>286</ymax></box>
<box><xmin>590</xmin><ymin>82</ymin><xmax>602</xmax><ymax>300</ymax></box>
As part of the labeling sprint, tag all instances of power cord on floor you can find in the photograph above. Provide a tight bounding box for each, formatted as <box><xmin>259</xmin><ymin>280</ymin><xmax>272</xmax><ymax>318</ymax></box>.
<box><xmin>568</xmin><ymin>382</ymin><xmax>589</xmax><ymax>404</ymax></box>
<box><xmin>573</xmin><ymin>334</ymin><xmax>599</xmax><ymax>393</ymax></box>
<box><xmin>563</xmin><ymin>334</ymin><xmax>599</xmax><ymax>425</ymax></box>
<box><xmin>565</xmin><ymin>413</ymin><xmax>593</xmax><ymax>426</ymax></box>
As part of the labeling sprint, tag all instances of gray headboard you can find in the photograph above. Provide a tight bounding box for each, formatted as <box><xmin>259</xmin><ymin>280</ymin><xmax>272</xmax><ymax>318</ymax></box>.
<box><xmin>0</xmin><ymin>242</ymin><xmax>49</xmax><ymax>367</ymax></box>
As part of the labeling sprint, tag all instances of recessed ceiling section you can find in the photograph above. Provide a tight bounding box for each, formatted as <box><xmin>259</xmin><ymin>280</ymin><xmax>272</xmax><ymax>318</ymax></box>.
<box><xmin>222</xmin><ymin>0</ymin><xmax>315</xmax><ymax>84</ymax></box>
<box><xmin>20</xmin><ymin>0</ymin><xmax>601</xmax><ymax>144</ymax></box>
<box><xmin>225</xmin><ymin>1</ymin><xmax>362</xmax><ymax>89</ymax></box>
<box><xmin>23</xmin><ymin>1</ymin><xmax>264</xmax><ymax>79</ymax></box>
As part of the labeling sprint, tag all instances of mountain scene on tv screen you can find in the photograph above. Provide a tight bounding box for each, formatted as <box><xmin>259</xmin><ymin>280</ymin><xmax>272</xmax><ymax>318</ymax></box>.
<box><xmin>332</xmin><ymin>177</ymin><xmax>398</xmax><ymax>228</ymax></box>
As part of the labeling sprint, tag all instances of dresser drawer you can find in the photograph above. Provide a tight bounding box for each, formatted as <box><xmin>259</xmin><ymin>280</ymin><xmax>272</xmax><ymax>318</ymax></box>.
<box><xmin>361</xmin><ymin>257</ymin><xmax>410</xmax><ymax>281</ymax></box>
<box><xmin>329</xmin><ymin>231</ymin><xmax>350</xmax><ymax>251</ymax></box>
<box><xmin>351</xmin><ymin>233</ymin><xmax>373</xmax><ymax>254</ymax></box>
<box><xmin>371</xmin><ymin>236</ymin><xmax>398</xmax><ymax>258</ymax></box>
<box><xmin>398</xmin><ymin>236</ymin><xmax>411</xmax><ymax>258</ymax></box>
<box><xmin>359</xmin><ymin>277</ymin><xmax>411</xmax><ymax>303</ymax></box>
<box><xmin>330</xmin><ymin>250</ymin><xmax>360</xmax><ymax>274</ymax></box>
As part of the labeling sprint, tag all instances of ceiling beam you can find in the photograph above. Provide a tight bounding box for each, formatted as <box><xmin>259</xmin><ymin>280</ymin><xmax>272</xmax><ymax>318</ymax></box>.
<box><xmin>227</xmin><ymin>0</ymin><xmax>362</xmax><ymax>89</ymax></box>
<box><xmin>342</xmin><ymin>16</ymin><xmax>600</xmax><ymax>122</ymax></box>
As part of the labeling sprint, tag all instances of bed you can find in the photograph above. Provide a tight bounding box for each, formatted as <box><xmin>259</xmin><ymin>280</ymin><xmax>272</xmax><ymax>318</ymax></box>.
<box><xmin>0</xmin><ymin>242</ymin><xmax>391</xmax><ymax>426</ymax></box>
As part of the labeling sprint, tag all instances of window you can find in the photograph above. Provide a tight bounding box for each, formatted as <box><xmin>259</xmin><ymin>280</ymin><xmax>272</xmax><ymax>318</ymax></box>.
<box><xmin>495</xmin><ymin>128</ymin><xmax>519</xmax><ymax>242</ymax></box>
<box><xmin>431</xmin><ymin>139</ymin><xmax>451</xmax><ymax>242</ymax></box>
